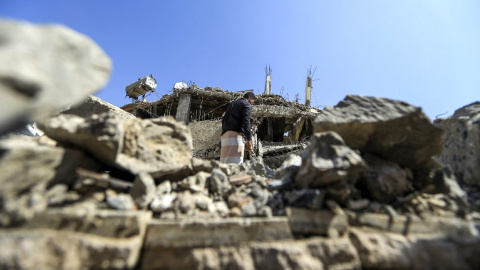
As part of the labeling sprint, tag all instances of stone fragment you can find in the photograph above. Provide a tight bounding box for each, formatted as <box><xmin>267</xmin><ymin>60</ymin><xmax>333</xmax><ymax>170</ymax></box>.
<box><xmin>194</xmin><ymin>193</ymin><xmax>213</xmax><ymax>211</ymax></box>
<box><xmin>155</xmin><ymin>180</ymin><xmax>172</xmax><ymax>195</ymax></box>
<box><xmin>424</xmin><ymin>167</ymin><xmax>469</xmax><ymax>214</ymax></box>
<box><xmin>314</xmin><ymin>95</ymin><xmax>443</xmax><ymax>176</ymax></box>
<box><xmin>274</xmin><ymin>154</ymin><xmax>302</xmax><ymax>180</ymax></box>
<box><xmin>39</xmin><ymin>113</ymin><xmax>193</xmax><ymax>177</ymax></box>
<box><xmin>129</xmin><ymin>172</ymin><xmax>156</xmax><ymax>209</ymax></box>
<box><xmin>150</xmin><ymin>194</ymin><xmax>177</xmax><ymax>214</ymax></box>
<box><xmin>62</xmin><ymin>95</ymin><xmax>136</xmax><ymax>120</ymax></box>
<box><xmin>106</xmin><ymin>193</ymin><xmax>136</xmax><ymax>211</ymax></box>
<box><xmin>0</xmin><ymin>136</ymin><xmax>99</xmax><ymax>226</ymax></box>
<box><xmin>208</xmin><ymin>168</ymin><xmax>230</xmax><ymax>198</ymax></box>
<box><xmin>229</xmin><ymin>173</ymin><xmax>252</xmax><ymax>185</ymax></box>
<box><xmin>176</xmin><ymin>191</ymin><xmax>196</xmax><ymax>214</ymax></box>
<box><xmin>435</xmin><ymin>102</ymin><xmax>480</xmax><ymax>186</ymax></box>
<box><xmin>179</xmin><ymin>172</ymin><xmax>210</xmax><ymax>193</ymax></box>
<box><xmin>362</xmin><ymin>154</ymin><xmax>413</xmax><ymax>203</ymax></box>
<box><xmin>0</xmin><ymin>19</ymin><xmax>111</xmax><ymax>135</ymax></box>
<box><xmin>295</xmin><ymin>131</ymin><xmax>366</xmax><ymax>189</ymax></box>
<box><xmin>284</xmin><ymin>189</ymin><xmax>325</xmax><ymax>210</ymax></box>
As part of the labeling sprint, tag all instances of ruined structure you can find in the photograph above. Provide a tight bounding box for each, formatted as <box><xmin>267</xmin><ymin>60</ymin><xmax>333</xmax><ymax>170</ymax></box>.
<box><xmin>121</xmin><ymin>84</ymin><xmax>319</xmax><ymax>167</ymax></box>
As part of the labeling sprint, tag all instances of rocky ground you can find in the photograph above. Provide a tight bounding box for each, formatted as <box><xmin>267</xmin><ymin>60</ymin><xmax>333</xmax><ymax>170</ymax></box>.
<box><xmin>1</xmin><ymin>18</ymin><xmax>480</xmax><ymax>270</ymax></box>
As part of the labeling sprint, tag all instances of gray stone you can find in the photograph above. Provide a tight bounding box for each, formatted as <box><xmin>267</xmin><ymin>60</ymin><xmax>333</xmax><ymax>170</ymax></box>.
<box><xmin>179</xmin><ymin>172</ymin><xmax>210</xmax><ymax>193</ymax></box>
<box><xmin>62</xmin><ymin>95</ymin><xmax>136</xmax><ymax>120</ymax></box>
<box><xmin>435</xmin><ymin>102</ymin><xmax>480</xmax><ymax>186</ymax></box>
<box><xmin>274</xmin><ymin>154</ymin><xmax>302</xmax><ymax>179</ymax></box>
<box><xmin>150</xmin><ymin>194</ymin><xmax>177</xmax><ymax>213</ymax></box>
<box><xmin>208</xmin><ymin>168</ymin><xmax>230</xmax><ymax>198</ymax></box>
<box><xmin>362</xmin><ymin>154</ymin><xmax>413</xmax><ymax>203</ymax></box>
<box><xmin>0</xmin><ymin>136</ymin><xmax>99</xmax><ymax>226</ymax></box>
<box><xmin>0</xmin><ymin>19</ymin><xmax>111</xmax><ymax>135</ymax></box>
<box><xmin>424</xmin><ymin>167</ymin><xmax>469</xmax><ymax>215</ymax></box>
<box><xmin>314</xmin><ymin>95</ymin><xmax>443</xmax><ymax>176</ymax></box>
<box><xmin>284</xmin><ymin>189</ymin><xmax>326</xmax><ymax>210</ymax></box>
<box><xmin>295</xmin><ymin>131</ymin><xmax>366</xmax><ymax>189</ymax></box>
<box><xmin>155</xmin><ymin>180</ymin><xmax>172</xmax><ymax>195</ymax></box>
<box><xmin>39</xmin><ymin>113</ymin><xmax>193</xmax><ymax>177</ymax></box>
<box><xmin>176</xmin><ymin>191</ymin><xmax>196</xmax><ymax>214</ymax></box>
<box><xmin>129</xmin><ymin>172</ymin><xmax>156</xmax><ymax>209</ymax></box>
<box><xmin>287</xmin><ymin>207</ymin><xmax>349</xmax><ymax>237</ymax></box>
<box><xmin>106</xmin><ymin>193</ymin><xmax>136</xmax><ymax>211</ymax></box>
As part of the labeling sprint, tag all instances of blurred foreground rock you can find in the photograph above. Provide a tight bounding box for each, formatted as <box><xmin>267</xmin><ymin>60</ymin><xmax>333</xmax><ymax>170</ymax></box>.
<box><xmin>0</xmin><ymin>19</ymin><xmax>111</xmax><ymax>135</ymax></box>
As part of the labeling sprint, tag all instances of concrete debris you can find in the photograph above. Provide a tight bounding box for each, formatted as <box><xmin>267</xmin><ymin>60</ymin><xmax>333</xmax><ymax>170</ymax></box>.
<box><xmin>1</xmin><ymin>19</ymin><xmax>480</xmax><ymax>269</ymax></box>
<box><xmin>435</xmin><ymin>101</ymin><xmax>480</xmax><ymax>187</ymax></box>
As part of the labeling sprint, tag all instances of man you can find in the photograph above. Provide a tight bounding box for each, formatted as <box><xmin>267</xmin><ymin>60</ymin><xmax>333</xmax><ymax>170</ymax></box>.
<box><xmin>220</xmin><ymin>92</ymin><xmax>256</xmax><ymax>164</ymax></box>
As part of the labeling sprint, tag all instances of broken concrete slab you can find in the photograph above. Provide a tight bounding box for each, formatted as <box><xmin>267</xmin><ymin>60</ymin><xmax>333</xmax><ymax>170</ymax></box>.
<box><xmin>39</xmin><ymin>112</ymin><xmax>193</xmax><ymax>177</ymax></box>
<box><xmin>62</xmin><ymin>95</ymin><xmax>136</xmax><ymax>120</ymax></box>
<box><xmin>0</xmin><ymin>19</ymin><xmax>111</xmax><ymax>135</ymax></box>
<box><xmin>143</xmin><ymin>217</ymin><xmax>293</xmax><ymax>248</ymax></box>
<box><xmin>314</xmin><ymin>95</ymin><xmax>443</xmax><ymax>176</ymax></box>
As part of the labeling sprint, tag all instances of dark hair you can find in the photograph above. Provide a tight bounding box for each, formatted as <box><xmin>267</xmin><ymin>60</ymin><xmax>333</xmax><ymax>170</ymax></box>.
<box><xmin>243</xmin><ymin>92</ymin><xmax>256</xmax><ymax>99</ymax></box>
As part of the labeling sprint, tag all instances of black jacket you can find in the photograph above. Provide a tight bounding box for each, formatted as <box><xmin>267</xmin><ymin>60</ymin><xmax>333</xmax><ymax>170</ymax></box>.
<box><xmin>221</xmin><ymin>98</ymin><xmax>253</xmax><ymax>140</ymax></box>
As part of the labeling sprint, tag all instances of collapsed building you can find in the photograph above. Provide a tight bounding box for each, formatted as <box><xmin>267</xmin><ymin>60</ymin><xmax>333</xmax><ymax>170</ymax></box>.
<box><xmin>121</xmin><ymin>83</ymin><xmax>320</xmax><ymax>168</ymax></box>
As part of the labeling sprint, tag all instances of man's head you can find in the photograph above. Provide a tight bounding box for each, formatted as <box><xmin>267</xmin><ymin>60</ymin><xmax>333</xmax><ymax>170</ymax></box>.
<box><xmin>243</xmin><ymin>92</ymin><xmax>256</xmax><ymax>104</ymax></box>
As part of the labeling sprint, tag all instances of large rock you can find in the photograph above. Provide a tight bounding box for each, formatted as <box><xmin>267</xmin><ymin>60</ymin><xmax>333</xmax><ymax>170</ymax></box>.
<box><xmin>62</xmin><ymin>95</ymin><xmax>136</xmax><ymax>120</ymax></box>
<box><xmin>38</xmin><ymin>112</ymin><xmax>193</xmax><ymax>177</ymax></box>
<box><xmin>314</xmin><ymin>95</ymin><xmax>443</xmax><ymax>177</ymax></box>
<box><xmin>0</xmin><ymin>19</ymin><xmax>111</xmax><ymax>135</ymax></box>
<box><xmin>0</xmin><ymin>136</ymin><xmax>99</xmax><ymax>226</ymax></box>
<box><xmin>435</xmin><ymin>102</ymin><xmax>480</xmax><ymax>186</ymax></box>
<box><xmin>0</xmin><ymin>210</ymin><xmax>151</xmax><ymax>269</ymax></box>
<box><xmin>295</xmin><ymin>131</ymin><xmax>366</xmax><ymax>191</ymax></box>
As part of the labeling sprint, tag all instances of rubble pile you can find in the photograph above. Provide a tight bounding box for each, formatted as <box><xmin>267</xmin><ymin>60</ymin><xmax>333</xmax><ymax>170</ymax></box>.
<box><xmin>1</xmin><ymin>19</ymin><xmax>480</xmax><ymax>269</ymax></box>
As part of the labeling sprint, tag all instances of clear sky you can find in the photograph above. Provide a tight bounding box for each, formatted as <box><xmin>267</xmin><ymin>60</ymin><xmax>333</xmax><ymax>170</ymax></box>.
<box><xmin>2</xmin><ymin>0</ymin><xmax>479</xmax><ymax>120</ymax></box>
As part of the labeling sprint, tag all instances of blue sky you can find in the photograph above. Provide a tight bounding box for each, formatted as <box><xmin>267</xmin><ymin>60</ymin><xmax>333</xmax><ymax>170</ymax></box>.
<box><xmin>2</xmin><ymin>0</ymin><xmax>480</xmax><ymax>120</ymax></box>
